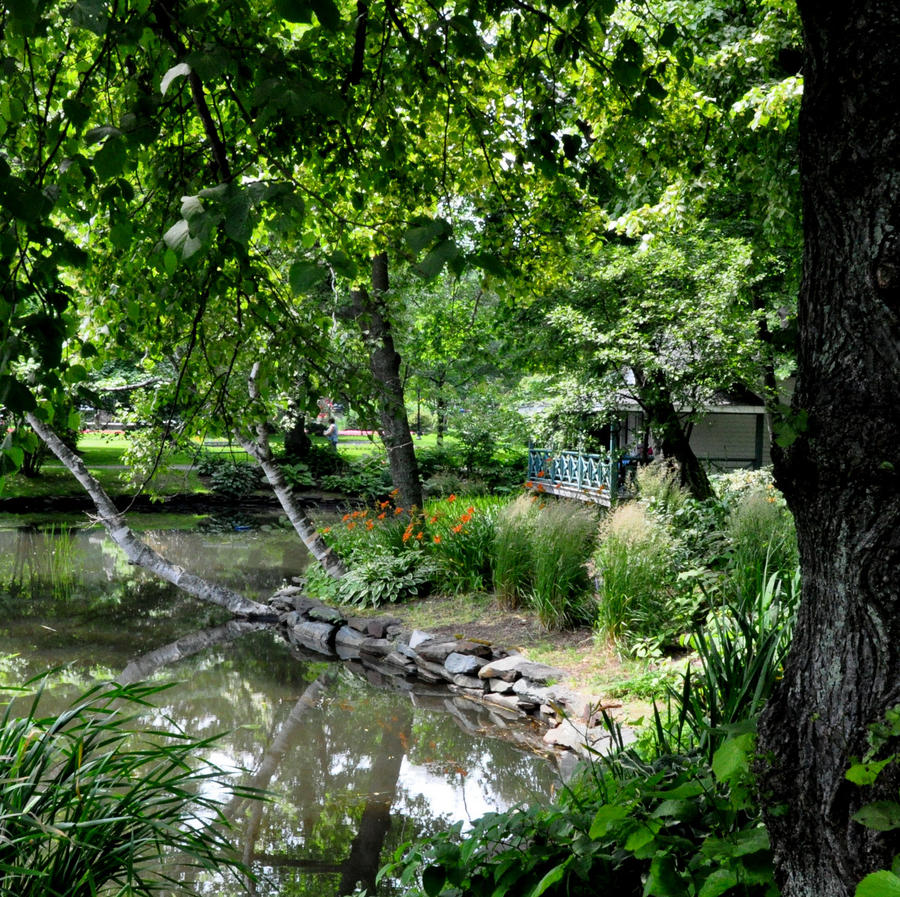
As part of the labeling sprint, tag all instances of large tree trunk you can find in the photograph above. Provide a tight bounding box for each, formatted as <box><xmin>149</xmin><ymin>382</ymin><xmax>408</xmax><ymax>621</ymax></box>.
<box><xmin>25</xmin><ymin>412</ymin><xmax>272</xmax><ymax>619</ymax></box>
<box><xmin>350</xmin><ymin>253</ymin><xmax>423</xmax><ymax>511</ymax></box>
<box><xmin>758</xmin><ymin>6</ymin><xmax>900</xmax><ymax>895</ymax></box>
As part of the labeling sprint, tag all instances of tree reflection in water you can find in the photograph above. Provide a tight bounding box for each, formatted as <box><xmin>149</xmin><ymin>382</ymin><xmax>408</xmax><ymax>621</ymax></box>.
<box><xmin>0</xmin><ymin>523</ymin><xmax>559</xmax><ymax>896</ymax></box>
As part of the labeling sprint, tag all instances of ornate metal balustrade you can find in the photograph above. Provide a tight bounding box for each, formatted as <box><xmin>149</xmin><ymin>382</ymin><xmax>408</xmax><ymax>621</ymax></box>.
<box><xmin>526</xmin><ymin>447</ymin><xmax>617</xmax><ymax>506</ymax></box>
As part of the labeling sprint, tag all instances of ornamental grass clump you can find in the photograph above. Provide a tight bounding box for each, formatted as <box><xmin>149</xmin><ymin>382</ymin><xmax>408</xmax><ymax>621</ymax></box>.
<box><xmin>593</xmin><ymin>502</ymin><xmax>685</xmax><ymax>653</ymax></box>
<box><xmin>492</xmin><ymin>494</ymin><xmax>599</xmax><ymax>629</ymax></box>
<box><xmin>0</xmin><ymin>679</ymin><xmax>251</xmax><ymax>897</ymax></box>
<box><xmin>529</xmin><ymin>499</ymin><xmax>598</xmax><ymax>629</ymax></box>
<box><xmin>493</xmin><ymin>494</ymin><xmax>537</xmax><ymax>609</ymax></box>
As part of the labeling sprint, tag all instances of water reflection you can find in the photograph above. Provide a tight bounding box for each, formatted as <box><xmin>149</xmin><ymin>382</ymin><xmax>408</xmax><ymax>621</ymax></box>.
<box><xmin>0</xmin><ymin>523</ymin><xmax>559</xmax><ymax>896</ymax></box>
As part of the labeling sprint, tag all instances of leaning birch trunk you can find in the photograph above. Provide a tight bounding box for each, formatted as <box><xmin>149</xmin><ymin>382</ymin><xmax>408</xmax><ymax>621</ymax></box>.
<box><xmin>26</xmin><ymin>412</ymin><xmax>272</xmax><ymax>619</ymax></box>
<box><xmin>238</xmin><ymin>366</ymin><xmax>346</xmax><ymax>579</ymax></box>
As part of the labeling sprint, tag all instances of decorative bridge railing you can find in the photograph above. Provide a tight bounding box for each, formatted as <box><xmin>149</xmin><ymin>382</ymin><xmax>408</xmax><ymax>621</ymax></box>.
<box><xmin>526</xmin><ymin>447</ymin><xmax>618</xmax><ymax>506</ymax></box>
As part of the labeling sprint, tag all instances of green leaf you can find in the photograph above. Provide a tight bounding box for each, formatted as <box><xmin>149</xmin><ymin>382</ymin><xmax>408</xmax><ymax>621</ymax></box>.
<box><xmin>0</xmin><ymin>376</ymin><xmax>36</xmax><ymax>412</ymax></box>
<box><xmin>422</xmin><ymin>864</ymin><xmax>445</xmax><ymax>897</ymax></box>
<box><xmin>310</xmin><ymin>0</ymin><xmax>341</xmax><ymax>29</ymax></box>
<box><xmin>405</xmin><ymin>217</ymin><xmax>451</xmax><ymax>253</ymax></box>
<box><xmin>289</xmin><ymin>261</ymin><xmax>325</xmax><ymax>294</ymax></box>
<box><xmin>275</xmin><ymin>0</ymin><xmax>312</xmax><ymax>22</ymax></box>
<box><xmin>847</xmin><ymin>756</ymin><xmax>895</xmax><ymax>786</ymax></box>
<box><xmin>64</xmin><ymin>364</ymin><xmax>88</xmax><ymax>384</ymax></box>
<box><xmin>589</xmin><ymin>803</ymin><xmax>628</xmax><ymax>838</ymax></box>
<box><xmin>625</xmin><ymin>823</ymin><xmax>656</xmax><ymax>853</ymax></box>
<box><xmin>3</xmin><ymin>445</ymin><xmax>25</xmax><ymax>468</ymax></box>
<box><xmin>163</xmin><ymin>249</ymin><xmax>178</xmax><ymax>276</ymax></box>
<box><xmin>92</xmin><ymin>137</ymin><xmax>126</xmax><ymax>180</ymax></box>
<box><xmin>646</xmin><ymin>853</ymin><xmax>685</xmax><ymax>896</ymax></box>
<box><xmin>327</xmin><ymin>250</ymin><xmax>357</xmax><ymax>279</ymax></box>
<box><xmin>527</xmin><ymin>861</ymin><xmax>568</xmax><ymax>897</ymax></box>
<box><xmin>856</xmin><ymin>871</ymin><xmax>900</xmax><ymax>897</ymax></box>
<box><xmin>659</xmin><ymin>23</ymin><xmax>679</xmax><ymax>49</ymax></box>
<box><xmin>417</xmin><ymin>239</ymin><xmax>459</xmax><ymax>279</ymax></box>
<box><xmin>712</xmin><ymin>734</ymin><xmax>753</xmax><ymax>783</ymax></box>
<box><xmin>853</xmin><ymin>801</ymin><xmax>900</xmax><ymax>831</ymax></box>
<box><xmin>698</xmin><ymin>868</ymin><xmax>738</xmax><ymax>897</ymax></box>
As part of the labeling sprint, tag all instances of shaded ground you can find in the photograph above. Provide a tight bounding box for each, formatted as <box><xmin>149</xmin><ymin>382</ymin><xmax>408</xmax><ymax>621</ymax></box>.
<box><xmin>381</xmin><ymin>592</ymin><xmax>667</xmax><ymax>724</ymax></box>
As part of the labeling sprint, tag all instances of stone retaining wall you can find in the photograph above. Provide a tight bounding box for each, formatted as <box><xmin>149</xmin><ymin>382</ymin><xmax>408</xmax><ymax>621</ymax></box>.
<box><xmin>270</xmin><ymin>587</ymin><xmax>627</xmax><ymax>758</ymax></box>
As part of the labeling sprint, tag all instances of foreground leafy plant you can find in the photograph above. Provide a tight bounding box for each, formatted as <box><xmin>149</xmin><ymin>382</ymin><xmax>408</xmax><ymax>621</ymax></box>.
<box><xmin>381</xmin><ymin>724</ymin><xmax>777</xmax><ymax>897</ymax></box>
<box><xmin>0</xmin><ymin>678</ymin><xmax>253</xmax><ymax>896</ymax></box>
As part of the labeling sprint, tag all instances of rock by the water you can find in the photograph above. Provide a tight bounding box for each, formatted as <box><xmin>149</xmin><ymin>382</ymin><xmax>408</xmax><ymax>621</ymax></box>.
<box><xmin>444</xmin><ymin>652</ymin><xmax>485</xmax><ymax>676</ymax></box>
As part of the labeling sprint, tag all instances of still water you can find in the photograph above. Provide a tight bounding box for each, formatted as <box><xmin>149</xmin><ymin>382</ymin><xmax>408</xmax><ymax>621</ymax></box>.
<box><xmin>0</xmin><ymin>518</ymin><xmax>559</xmax><ymax>896</ymax></box>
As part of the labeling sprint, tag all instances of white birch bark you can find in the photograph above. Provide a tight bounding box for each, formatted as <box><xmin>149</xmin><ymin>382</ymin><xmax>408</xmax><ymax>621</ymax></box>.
<box><xmin>237</xmin><ymin>363</ymin><xmax>347</xmax><ymax>579</ymax></box>
<box><xmin>26</xmin><ymin>412</ymin><xmax>272</xmax><ymax>619</ymax></box>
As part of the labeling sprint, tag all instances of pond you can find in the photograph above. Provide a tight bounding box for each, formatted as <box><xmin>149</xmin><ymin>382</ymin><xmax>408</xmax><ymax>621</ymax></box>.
<box><xmin>0</xmin><ymin>517</ymin><xmax>561</xmax><ymax>896</ymax></box>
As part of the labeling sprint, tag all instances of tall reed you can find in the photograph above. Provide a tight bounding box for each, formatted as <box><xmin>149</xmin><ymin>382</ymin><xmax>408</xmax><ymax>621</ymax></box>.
<box><xmin>593</xmin><ymin>502</ymin><xmax>683</xmax><ymax>651</ymax></box>
<box><xmin>0</xmin><ymin>679</ymin><xmax>252</xmax><ymax>896</ymax></box>
<box><xmin>529</xmin><ymin>500</ymin><xmax>598</xmax><ymax>629</ymax></box>
<box><xmin>492</xmin><ymin>494</ymin><xmax>537</xmax><ymax>608</ymax></box>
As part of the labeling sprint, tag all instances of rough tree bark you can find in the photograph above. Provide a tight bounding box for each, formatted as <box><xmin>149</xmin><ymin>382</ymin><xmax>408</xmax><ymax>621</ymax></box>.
<box><xmin>25</xmin><ymin>412</ymin><xmax>272</xmax><ymax>619</ymax></box>
<box><xmin>758</xmin><ymin>5</ymin><xmax>900</xmax><ymax>895</ymax></box>
<box><xmin>349</xmin><ymin>253</ymin><xmax>424</xmax><ymax>511</ymax></box>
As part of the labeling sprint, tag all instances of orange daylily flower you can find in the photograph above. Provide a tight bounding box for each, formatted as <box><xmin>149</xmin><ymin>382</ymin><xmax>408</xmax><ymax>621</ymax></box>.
<box><xmin>380</xmin><ymin>500</ymin><xmax>390</xmax><ymax>508</ymax></box>
<box><xmin>394</xmin><ymin>507</ymin><xmax>404</xmax><ymax>515</ymax></box>
<box><xmin>416</xmin><ymin>532</ymin><xmax>423</xmax><ymax>540</ymax></box>
<box><xmin>377</xmin><ymin>512</ymin><xmax>386</xmax><ymax>520</ymax></box>
<box><xmin>433</xmin><ymin>535</ymin><xmax>441</xmax><ymax>544</ymax></box>
<box><xmin>347</xmin><ymin>522</ymin><xmax>356</xmax><ymax>530</ymax></box>
<box><xmin>390</xmin><ymin>488</ymin><xmax>400</xmax><ymax>496</ymax></box>
<box><xmin>447</xmin><ymin>493</ymin><xmax>456</xmax><ymax>502</ymax></box>
<box><xmin>342</xmin><ymin>513</ymin><xmax>350</xmax><ymax>521</ymax></box>
<box><xmin>466</xmin><ymin>506</ymin><xmax>474</xmax><ymax>514</ymax></box>
<box><xmin>366</xmin><ymin>521</ymin><xmax>375</xmax><ymax>529</ymax></box>
<box><xmin>429</xmin><ymin>516</ymin><xmax>438</xmax><ymax>524</ymax></box>
<box><xmin>537</xmin><ymin>483</ymin><xmax>545</xmax><ymax>492</ymax></box>
<box><xmin>322</xmin><ymin>527</ymin><xmax>332</xmax><ymax>534</ymax></box>
<box><xmin>460</xmin><ymin>513</ymin><xmax>471</xmax><ymax>524</ymax></box>
<box><xmin>452</xmin><ymin>524</ymin><xmax>463</xmax><ymax>533</ymax></box>
<box><xmin>402</xmin><ymin>531</ymin><xmax>411</xmax><ymax>542</ymax></box>
<box><xmin>525</xmin><ymin>481</ymin><xmax>534</xmax><ymax>488</ymax></box>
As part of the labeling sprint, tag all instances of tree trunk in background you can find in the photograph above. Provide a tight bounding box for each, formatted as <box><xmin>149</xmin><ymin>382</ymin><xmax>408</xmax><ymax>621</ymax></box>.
<box><xmin>436</xmin><ymin>395</ymin><xmax>446</xmax><ymax>447</ymax></box>
<box><xmin>634</xmin><ymin>370</ymin><xmax>714</xmax><ymax>501</ymax></box>
<box><xmin>758</xmin><ymin>5</ymin><xmax>900</xmax><ymax>895</ymax></box>
<box><xmin>350</xmin><ymin>253</ymin><xmax>423</xmax><ymax>511</ymax></box>
<box><xmin>284</xmin><ymin>411</ymin><xmax>312</xmax><ymax>460</ymax></box>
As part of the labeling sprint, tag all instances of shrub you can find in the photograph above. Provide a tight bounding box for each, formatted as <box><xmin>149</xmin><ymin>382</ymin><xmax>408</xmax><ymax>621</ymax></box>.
<box><xmin>426</xmin><ymin>496</ymin><xmax>501</xmax><ymax>594</ymax></box>
<box><xmin>320</xmin><ymin>455</ymin><xmax>392</xmax><ymax>500</ymax></box>
<box><xmin>0</xmin><ymin>679</ymin><xmax>250</xmax><ymax>896</ymax></box>
<box><xmin>491</xmin><ymin>495</ymin><xmax>599</xmax><ymax>629</ymax></box>
<box><xmin>383</xmin><ymin>725</ymin><xmax>774</xmax><ymax>897</ymax></box>
<box><xmin>657</xmin><ymin>566</ymin><xmax>800</xmax><ymax>761</ymax></box>
<box><xmin>208</xmin><ymin>460</ymin><xmax>263</xmax><ymax>498</ymax></box>
<box><xmin>593</xmin><ymin>503</ymin><xmax>690</xmax><ymax>652</ymax></box>
<box><xmin>281</xmin><ymin>460</ymin><xmax>314</xmax><ymax>489</ymax></box>
<box><xmin>415</xmin><ymin>445</ymin><xmax>462</xmax><ymax>480</ymax></box>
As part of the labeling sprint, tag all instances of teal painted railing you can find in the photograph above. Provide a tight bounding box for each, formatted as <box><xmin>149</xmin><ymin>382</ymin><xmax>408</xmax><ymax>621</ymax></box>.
<box><xmin>527</xmin><ymin>447</ymin><xmax>617</xmax><ymax>503</ymax></box>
